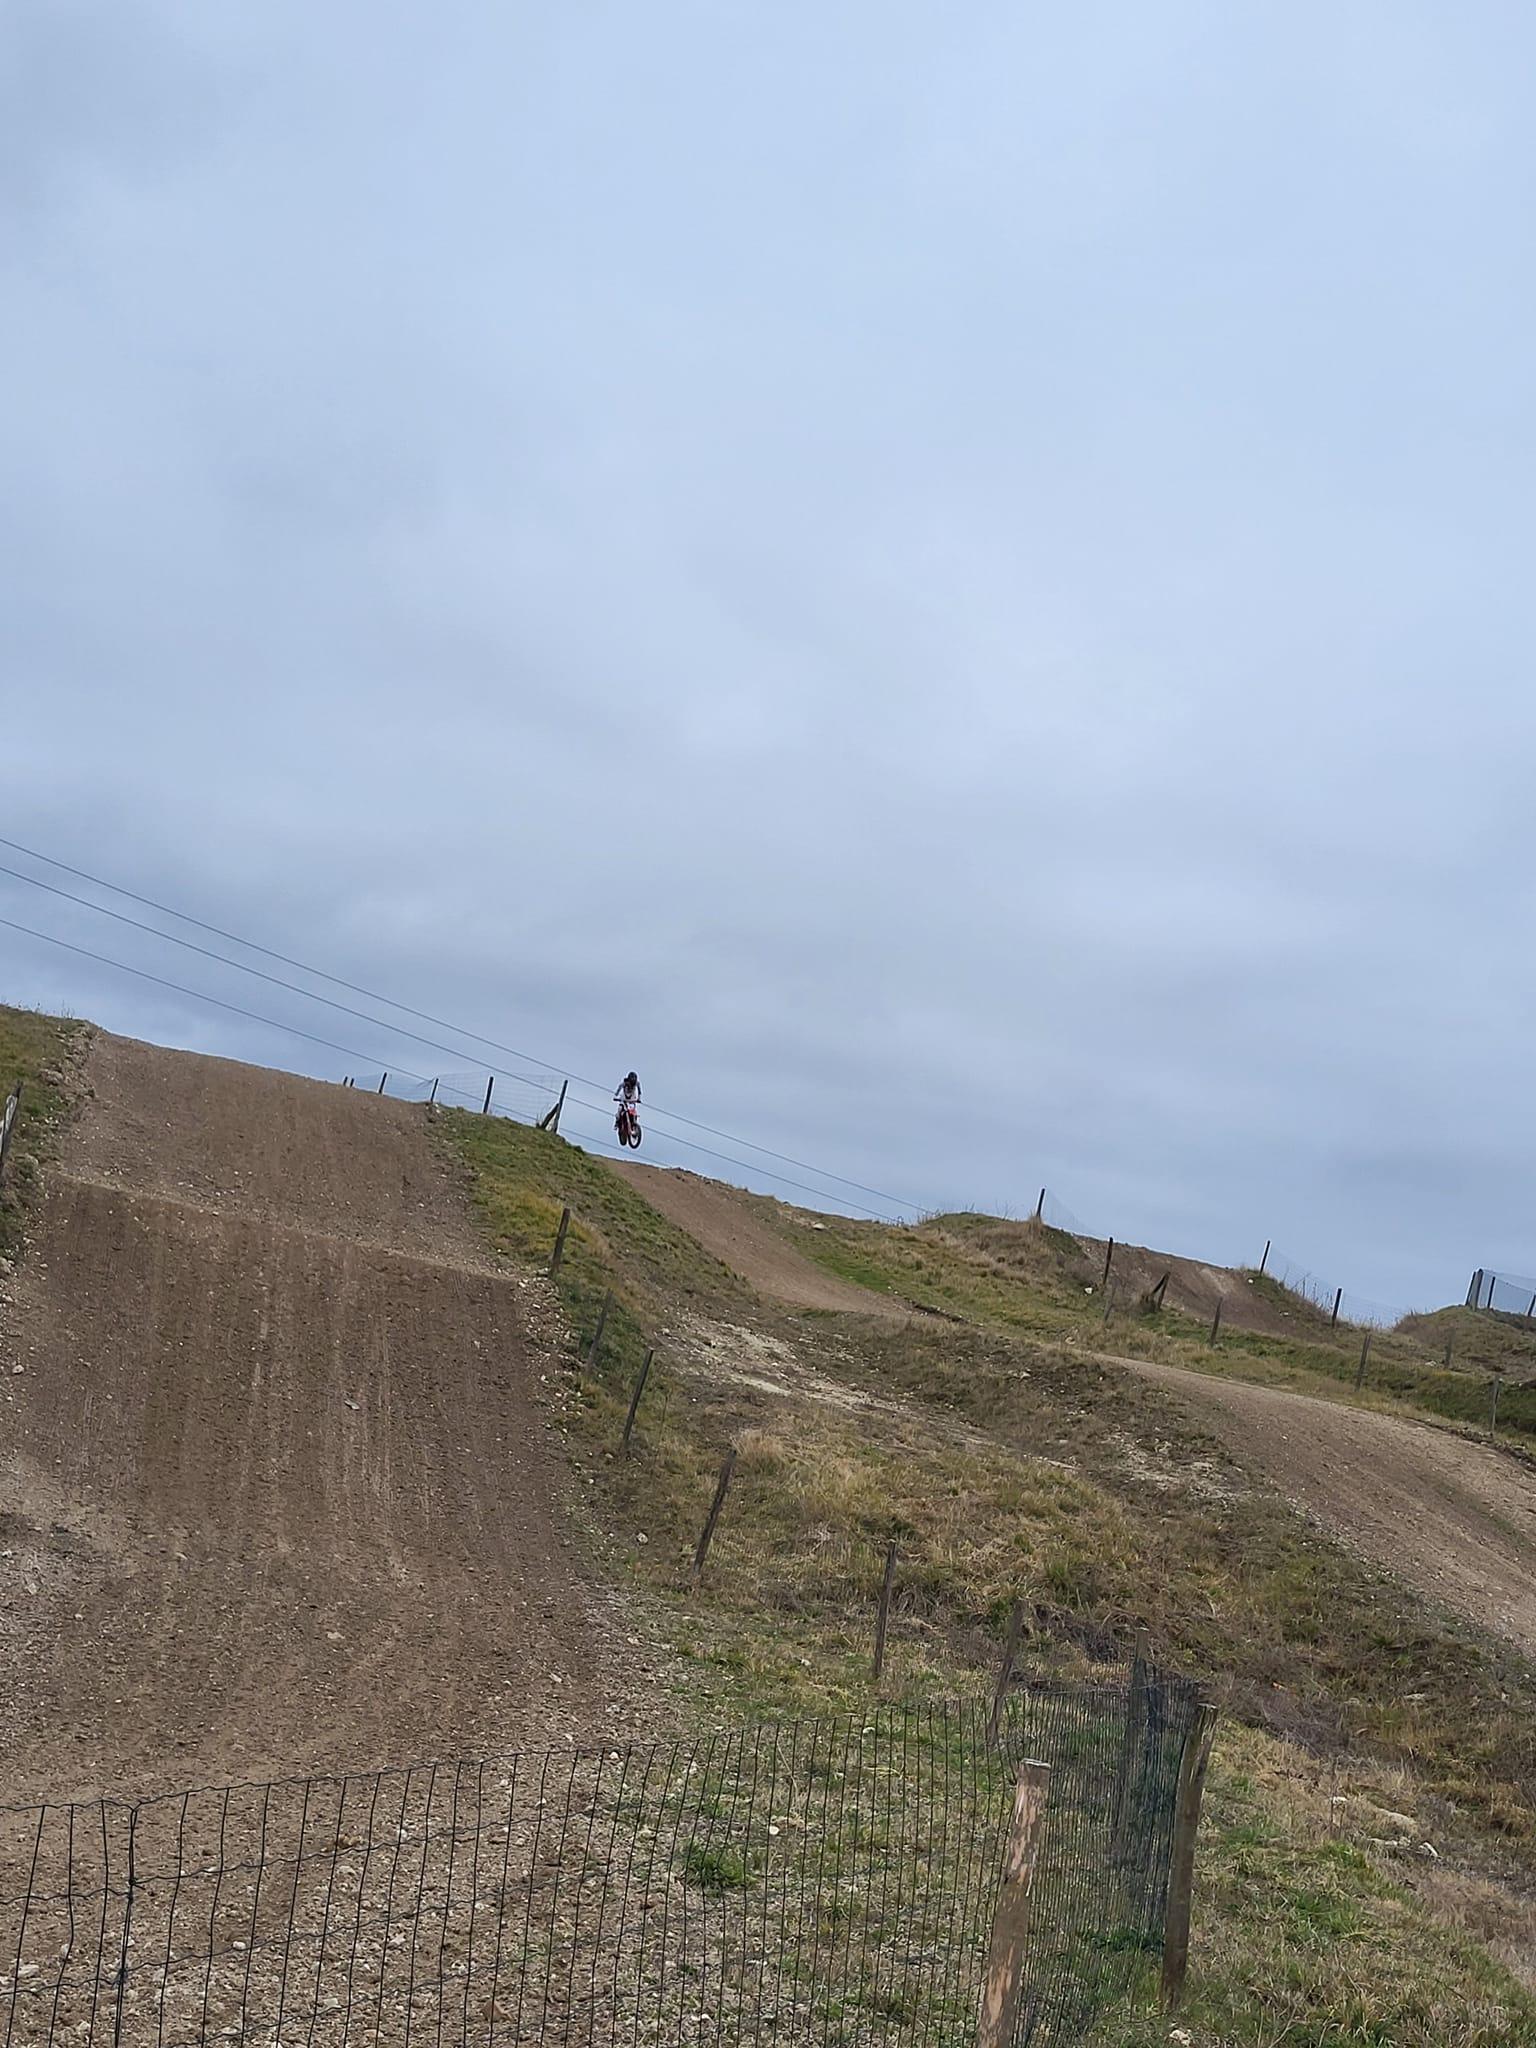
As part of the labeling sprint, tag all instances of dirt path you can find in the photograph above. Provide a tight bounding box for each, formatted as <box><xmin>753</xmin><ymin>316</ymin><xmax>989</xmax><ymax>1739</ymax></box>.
<box><xmin>610</xmin><ymin>1162</ymin><xmax>905</xmax><ymax>1317</ymax></box>
<box><xmin>1122</xmin><ymin>1357</ymin><xmax>1536</xmax><ymax>1659</ymax></box>
<box><xmin>0</xmin><ymin>1034</ymin><xmax>632</xmax><ymax>1803</ymax></box>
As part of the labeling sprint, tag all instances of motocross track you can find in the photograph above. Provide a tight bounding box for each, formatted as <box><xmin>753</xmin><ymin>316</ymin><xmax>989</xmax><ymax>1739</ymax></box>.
<box><xmin>1121</xmin><ymin>1358</ymin><xmax>1536</xmax><ymax>1661</ymax></box>
<box><xmin>0</xmin><ymin>1034</ymin><xmax>627</xmax><ymax>1804</ymax></box>
<box><xmin>604</xmin><ymin>1166</ymin><xmax>1536</xmax><ymax>1661</ymax></box>
<box><xmin>609</xmin><ymin>1162</ymin><xmax>906</xmax><ymax>1317</ymax></box>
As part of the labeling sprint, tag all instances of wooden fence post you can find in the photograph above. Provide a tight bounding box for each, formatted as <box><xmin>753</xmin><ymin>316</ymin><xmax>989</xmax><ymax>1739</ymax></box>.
<box><xmin>548</xmin><ymin>1206</ymin><xmax>571</xmax><ymax>1278</ymax></box>
<box><xmin>691</xmin><ymin>1450</ymin><xmax>737</xmax><ymax>1586</ymax></box>
<box><xmin>1208</xmin><ymin>1299</ymin><xmax>1222</xmax><ymax>1346</ymax></box>
<box><xmin>621</xmin><ymin>1349</ymin><xmax>654</xmax><ymax>1451</ymax></box>
<box><xmin>377</xmin><ymin>1073</ymin><xmax>389</xmax><ymax>1095</ymax></box>
<box><xmin>1102</xmin><ymin>1238</ymin><xmax>1114</xmax><ymax>1287</ymax></box>
<box><xmin>1148</xmin><ymin>1272</ymin><xmax>1170</xmax><ymax>1312</ymax></box>
<box><xmin>1102</xmin><ymin>1284</ymin><xmax>1114</xmax><ymax>1327</ymax></box>
<box><xmin>873</xmin><ymin>1541</ymin><xmax>899</xmax><ymax>1682</ymax></box>
<box><xmin>1161</xmin><ymin>1704</ymin><xmax>1219</xmax><ymax>2011</ymax></box>
<box><xmin>987</xmin><ymin>1601</ymin><xmax>1028</xmax><ymax>1749</ymax></box>
<box><xmin>1490</xmin><ymin>1373</ymin><xmax>1503</xmax><ymax>1437</ymax></box>
<box><xmin>1259</xmin><ymin>1239</ymin><xmax>1270</xmax><ymax>1276</ymax></box>
<box><xmin>1034</xmin><ymin>1188</ymin><xmax>1046</xmax><ymax>1221</ymax></box>
<box><xmin>586</xmin><ymin>1291</ymin><xmax>614</xmax><ymax>1368</ymax></box>
<box><xmin>976</xmin><ymin>1761</ymin><xmax>1052</xmax><ymax>2048</ymax></box>
<box><xmin>482</xmin><ymin>1075</ymin><xmax>495</xmax><ymax>1116</ymax></box>
<box><xmin>1330</xmin><ymin>1287</ymin><xmax>1342</xmax><ymax>1327</ymax></box>
<box><xmin>1443</xmin><ymin>1334</ymin><xmax>1454</xmax><ymax>1370</ymax></box>
<box><xmin>428</xmin><ymin>1078</ymin><xmax>439</xmax><ymax>1108</ymax></box>
<box><xmin>1354</xmin><ymin>1331</ymin><xmax>1371</xmax><ymax>1391</ymax></box>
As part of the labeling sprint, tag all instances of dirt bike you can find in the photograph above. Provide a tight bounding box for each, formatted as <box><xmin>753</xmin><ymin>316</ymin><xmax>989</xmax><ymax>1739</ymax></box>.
<box><xmin>615</xmin><ymin>1101</ymin><xmax>642</xmax><ymax>1149</ymax></box>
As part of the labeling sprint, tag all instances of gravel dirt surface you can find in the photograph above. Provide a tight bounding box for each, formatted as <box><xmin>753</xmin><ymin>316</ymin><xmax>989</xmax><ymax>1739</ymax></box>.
<box><xmin>1119</xmin><ymin>1356</ymin><xmax>1536</xmax><ymax>1659</ymax></box>
<box><xmin>609</xmin><ymin>1162</ymin><xmax>905</xmax><ymax>1317</ymax></box>
<box><xmin>0</xmin><ymin>1034</ymin><xmax>642</xmax><ymax>1805</ymax></box>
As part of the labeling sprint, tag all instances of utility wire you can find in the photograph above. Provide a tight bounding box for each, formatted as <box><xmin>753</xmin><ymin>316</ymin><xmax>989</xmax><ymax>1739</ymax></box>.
<box><xmin>0</xmin><ymin>861</ymin><xmax>561</xmax><ymax>1095</ymax></box>
<box><xmin>0</xmin><ymin>915</ymin><xmax>435</xmax><ymax>1083</ymax></box>
<box><xmin>0</xmin><ymin>910</ymin><xmax>898</xmax><ymax>1218</ymax></box>
<box><xmin>0</xmin><ymin>834</ymin><xmax>919</xmax><ymax>1213</ymax></box>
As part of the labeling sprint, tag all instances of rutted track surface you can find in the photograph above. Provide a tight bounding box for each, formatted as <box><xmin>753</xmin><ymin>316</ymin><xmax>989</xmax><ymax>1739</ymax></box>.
<box><xmin>1121</xmin><ymin>1358</ymin><xmax>1536</xmax><ymax>1660</ymax></box>
<box><xmin>609</xmin><ymin>1162</ymin><xmax>903</xmax><ymax>1316</ymax></box>
<box><xmin>0</xmin><ymin>1034</ymin><xmax>619</xmax><ymax>1802</ymax></box>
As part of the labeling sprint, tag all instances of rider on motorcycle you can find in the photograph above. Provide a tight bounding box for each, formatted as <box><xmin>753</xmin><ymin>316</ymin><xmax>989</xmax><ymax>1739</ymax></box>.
<box><xmin>614</xmin><ymin>1072</ymin><xmax>642</xmax><ymax>1146</ymax></box>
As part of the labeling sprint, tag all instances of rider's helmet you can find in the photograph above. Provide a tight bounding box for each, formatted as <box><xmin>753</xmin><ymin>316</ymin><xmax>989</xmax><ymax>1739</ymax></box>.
<box><xmin>626</xmin><ymin>1071</ymin><xmax>639</xmax><ymax>1089</ymax></box>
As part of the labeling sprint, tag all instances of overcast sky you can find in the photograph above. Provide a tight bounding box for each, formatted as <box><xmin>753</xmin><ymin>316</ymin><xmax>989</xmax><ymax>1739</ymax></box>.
<box><xmin>4</xmin><ymin>1</ymin><xmax>1535</xmax><ymax>1313</ymax></box>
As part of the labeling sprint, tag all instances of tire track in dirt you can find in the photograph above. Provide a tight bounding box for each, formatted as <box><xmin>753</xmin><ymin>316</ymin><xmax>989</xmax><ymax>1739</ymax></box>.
<box><xmin>1112</xmin><ymin>1356</ymin><xmax>1536</xmax><ymax>1661</ymax></box>
<box><xmin>609</xmin><ymin>1162</ymin><xmax>906</xmax><ymax>1317</ymax></box>
<box><xmin>0</xmin><ymin>1033</ymin><xmax>635</xmax><ymax>1802</ymax></box>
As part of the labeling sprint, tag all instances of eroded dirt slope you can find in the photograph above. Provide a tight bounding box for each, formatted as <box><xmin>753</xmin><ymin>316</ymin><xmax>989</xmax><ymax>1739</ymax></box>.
<box><xmin>0</xmin><ymin>1034</ymin><xmax>629</xmax><ymax>1803</ymax></box>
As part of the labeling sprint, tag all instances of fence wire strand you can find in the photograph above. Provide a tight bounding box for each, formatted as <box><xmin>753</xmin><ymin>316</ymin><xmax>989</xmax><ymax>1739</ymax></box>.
<box><xmin>0</xmin><ymin>1673</ymin><xmax>1202</xmax><ymax>2048</ymax></box>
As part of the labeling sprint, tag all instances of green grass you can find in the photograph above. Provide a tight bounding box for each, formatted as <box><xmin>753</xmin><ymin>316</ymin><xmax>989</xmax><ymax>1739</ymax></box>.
<box><xmin>0</xmin><ymin>1004</ymin><xmax>86</xmax><ymax>1264</ymax></box>
<box><xmin>1094</xmin><ymin>1725</ymin><xmax>1536</xmax><ymax>2046</ymax></box>
<box><xmin>438</xmin><ymin>1113</ymin><xmax>1536</xmax><ymax>2039</ymax></box>
<box><xmin>784</xmin><ymin>1204</ymin><xmax>1536</xmax><ymax>1448</ymax></box>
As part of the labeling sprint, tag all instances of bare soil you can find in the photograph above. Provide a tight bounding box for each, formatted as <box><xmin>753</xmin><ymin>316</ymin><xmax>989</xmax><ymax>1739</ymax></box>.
<box><xmin>609</xmin><ymin>1162</ymin><xmax>905</xmax><ymax>1317</ymax></box>
<box><xmin>0</xmin><ymin>1034</ymin><xmax>640</xmax><ymax>1804</ymax></box>
<box><xmin>1121</xmin><ymin>1357</ymin><xmax>1536</xmax><ymax>1660</ymax></box>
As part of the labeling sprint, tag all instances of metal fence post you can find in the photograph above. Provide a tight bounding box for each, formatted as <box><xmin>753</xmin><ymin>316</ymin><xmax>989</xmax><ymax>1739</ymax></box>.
<box><xmin>873</xmin><ymin>1541</ymin><xmax>899</xmax><ymax>1682</ymax></box>
<box><xmin>1111</xmin><ymin>1630</ymin><xmax>1149</xmax><ymax>1862</ymax></box>
<box><xmin>586</xmin><ymin>1291</ymin><xmax>614</xmax><ymax>1369</ymax></box>
<box><xmin>538</xmin><ymin>1079</ymin><xmax>569</xmax><ymax>1134</ymax></box>
<box><xmin>987</xmin><ymin>1602</ymin><xmax>1027</xmax><ymax>1748</ymax></box>
<box><xmin>976</xmin><ymin>1761</ymin><xmax>1052</xmax><ymax>2048</ymax></box>
<box><xmin>691</xmin><ymin>1450</ymin><xmax>738</xmax><ymax>1586</ymax></box>
<box><xmin>548</xmin><ymin>1207</ymin><xmax>571</xmax><ymax>1277</ymax></box>
<box><xmin>1160</xmin><ymin>1704</ymin><xmax>1219</xmax><ymax>2011</ymax></box>
<box><xmin>482</xmin><ymin>1075</ymin><xmax>495</xmax><ymax>1116</ymax></box>
<box><xmin>1330</xmin><ymin>1287</ymin><xmax>1342</xmax><ymax>1326</ymax></box>
<box><xmin>0</xmin><ymin>1081</ymin><xmax>20</xmax><ymax>1183</ymax></box>
<box><xmin>111</xmin><ymin>1804</ymin><xmax>139</xmax><ymax>2048</ymax></box>
<box><xmin>621</xmin><ymin>1349</ymin><xmax>654</xmax><ymax>1451</ymax></box>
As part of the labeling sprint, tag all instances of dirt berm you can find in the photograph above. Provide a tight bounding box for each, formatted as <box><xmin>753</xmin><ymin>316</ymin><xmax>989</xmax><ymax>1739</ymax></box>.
<box><xmin>0</xmin><ymin>1034</ymin><xmax>628</xmax><ymax>1803</ymax></box>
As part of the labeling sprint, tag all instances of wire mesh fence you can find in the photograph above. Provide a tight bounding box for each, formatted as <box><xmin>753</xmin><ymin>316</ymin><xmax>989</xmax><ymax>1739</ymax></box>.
<box><xmin>1260</xmin><ymin>1246</ymin><xmax>1408</xmax><ymax>1329</ymax></box>
<box><xmin>345</xmin><ymin>1067</ymin><xmax>566</xmax><ymax>1127</ymax></box>
<box><xmin>1</xmin><ymin>1670</ymin><xmax>1203</xmax><ymax>2048</ymax></box>
<box><xmin>1466</xmin><ymin>1267</ymin><xmax>1536</xmax><ymax>1319</ymax></box>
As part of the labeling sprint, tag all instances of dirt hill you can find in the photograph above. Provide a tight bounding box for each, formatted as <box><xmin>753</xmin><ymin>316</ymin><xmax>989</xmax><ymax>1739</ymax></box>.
<box><xmin>0</xmin><ymin>1033</ymin><xmax>630</xmax><ymax>1802</ymax></box>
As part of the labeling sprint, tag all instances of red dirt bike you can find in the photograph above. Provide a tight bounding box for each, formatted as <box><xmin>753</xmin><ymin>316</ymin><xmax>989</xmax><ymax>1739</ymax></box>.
<box><xmin>615</xmin><ymin>1101</ymin><xmax>642</xmax><ymax>1149</ymax></box>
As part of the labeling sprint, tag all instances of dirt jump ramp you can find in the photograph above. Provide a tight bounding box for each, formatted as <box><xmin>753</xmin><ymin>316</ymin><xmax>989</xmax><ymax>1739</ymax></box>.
<box><xmin>0</xmin><ymin>1034</ymin><xmax>613</xmax><ymax>1803</ymax></box>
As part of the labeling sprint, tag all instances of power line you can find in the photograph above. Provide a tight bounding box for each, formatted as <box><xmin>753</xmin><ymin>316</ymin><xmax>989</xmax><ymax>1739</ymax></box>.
<box><xmin>0</xmin><ymin>915</ymin><xmax>435</xmax><ymax>1082</ymax></box>
<box><xmin>0</xmin><ymin>861</ymin><xmax>561</xmax><ymax>1096</ymax></box>
<box><xmin>0</xmin><ymin>831</ymin><xmax>921</xmax><ymax>1212</ymax></box>
<box><xmin>0</xmin><ymin>834</ymin><xmax>919</xmax><ymax>1214</ymax></box>
<box><xmin>0</xmin><ymin>911</ymin><xmax>898</xmax><ymax>1218</ymax></box>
